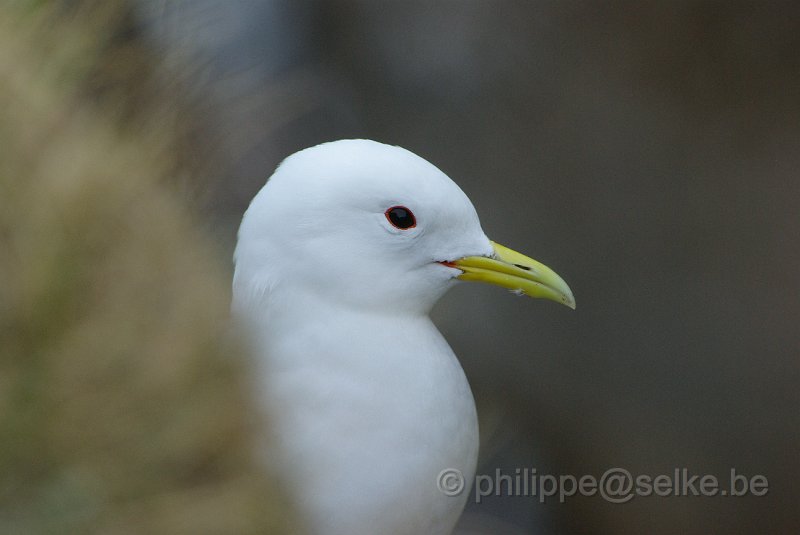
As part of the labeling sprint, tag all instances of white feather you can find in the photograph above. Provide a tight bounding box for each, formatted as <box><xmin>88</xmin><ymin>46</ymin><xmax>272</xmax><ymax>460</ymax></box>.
<box><xmin>233</xmin><ymin>140</ymin><xmax>493</xmax><ymax>535</ymax></box>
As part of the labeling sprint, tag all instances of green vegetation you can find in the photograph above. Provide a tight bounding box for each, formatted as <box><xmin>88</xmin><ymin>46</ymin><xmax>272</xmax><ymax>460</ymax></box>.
<box><xmin>0</xmin><ymin>2</ymin><xmax>297</xmax><ymax>533</ymax></box>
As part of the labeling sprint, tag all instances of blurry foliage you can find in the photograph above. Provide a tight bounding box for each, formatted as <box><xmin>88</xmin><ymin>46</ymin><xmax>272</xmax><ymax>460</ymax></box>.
<box><xmin>0</xmin><ymin>1</ymin><xmax>297</xmax><ymax>533</ymax></box>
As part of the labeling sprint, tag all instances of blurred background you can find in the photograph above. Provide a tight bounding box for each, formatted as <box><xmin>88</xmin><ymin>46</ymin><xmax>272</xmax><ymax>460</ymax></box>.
<box><xmin>2</xmin><ymin>1</ymin><xmax>798</xmax><ymax>534</ymax></box>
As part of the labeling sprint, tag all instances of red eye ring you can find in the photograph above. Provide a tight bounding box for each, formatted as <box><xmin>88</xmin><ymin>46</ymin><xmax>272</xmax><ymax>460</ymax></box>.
<box><xmin>385</xmin><ymin>205</ymin><xmax>416</xmax><ymax>230</ymax></box>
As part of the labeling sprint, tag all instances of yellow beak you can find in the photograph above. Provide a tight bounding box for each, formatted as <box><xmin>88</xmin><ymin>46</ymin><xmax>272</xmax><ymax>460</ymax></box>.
<box><xmin>450</xmin><ymin>241</ymin><xmax>576</xmax><ymax>309</ymax></box>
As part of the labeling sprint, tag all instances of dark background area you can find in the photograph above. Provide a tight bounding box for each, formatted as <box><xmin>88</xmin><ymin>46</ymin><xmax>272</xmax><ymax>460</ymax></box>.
<box><xmin>8</xmin><ymin>2</ymin><xmax>795</xmax><ymax>534</ymax></box>
<box><xmin>135</xmin><ymin>1</ymin><xmax>799</xmax><ymax>533</ymax></box>
<box><xmin>134</xmin><ymin>2</ymin><xmax>799</xmax><ymax>533</ymax></box>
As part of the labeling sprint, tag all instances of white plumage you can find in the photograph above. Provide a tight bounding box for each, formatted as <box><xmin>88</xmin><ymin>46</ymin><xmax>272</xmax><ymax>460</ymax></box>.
<box><xmin>233</xmin><ymin>139</ymin><xmax>573</xmax><ymax>534</ymax></box>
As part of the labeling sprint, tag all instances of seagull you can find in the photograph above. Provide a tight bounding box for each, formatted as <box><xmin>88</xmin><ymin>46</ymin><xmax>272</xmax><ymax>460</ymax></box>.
<box><xmin>232</xmin><ymin>139</ymin><xmax>574</xmax><ymax>535</ymax></box>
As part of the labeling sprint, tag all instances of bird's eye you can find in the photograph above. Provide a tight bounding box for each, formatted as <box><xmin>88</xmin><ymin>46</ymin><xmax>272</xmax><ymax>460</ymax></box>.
<box><xmin>385</xmin><ymin>206</ymin><xmax>416</xmax><ymax>230</ymax></box>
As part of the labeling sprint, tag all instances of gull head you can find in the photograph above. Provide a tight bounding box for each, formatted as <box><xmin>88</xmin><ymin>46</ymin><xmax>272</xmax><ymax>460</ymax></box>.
<box><xmin>233</xmin><ymin>139</ymin><xmax>574</xmax><ymax>315</ymax></box>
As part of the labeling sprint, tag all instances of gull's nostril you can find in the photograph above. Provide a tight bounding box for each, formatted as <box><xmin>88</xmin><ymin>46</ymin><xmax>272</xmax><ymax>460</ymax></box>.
<box><xmin>514</xmin><ymin>263</ymin><xmax>532</xmax><ymax>271</ymax></box>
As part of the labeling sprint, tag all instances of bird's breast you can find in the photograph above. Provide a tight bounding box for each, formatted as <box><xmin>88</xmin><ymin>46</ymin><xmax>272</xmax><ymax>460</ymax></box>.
<box><xmin>254</xmin><ymin>309</ymin><xmax>478</xmax><ymax>535</ymax></box>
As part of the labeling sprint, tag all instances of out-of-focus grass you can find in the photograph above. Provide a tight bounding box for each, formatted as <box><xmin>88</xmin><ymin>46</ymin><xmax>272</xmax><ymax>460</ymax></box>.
<box><xmin>0</xmin><ymin>2</ymin><xmax>297</xmax><ymax>533</ymax></box>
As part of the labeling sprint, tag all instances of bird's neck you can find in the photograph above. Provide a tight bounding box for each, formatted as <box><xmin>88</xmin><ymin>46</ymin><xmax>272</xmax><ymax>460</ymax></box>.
<box><xmin>235</xmin><ymin>282</ymin><xmax>443</xmax><ymax>363</ymax></box>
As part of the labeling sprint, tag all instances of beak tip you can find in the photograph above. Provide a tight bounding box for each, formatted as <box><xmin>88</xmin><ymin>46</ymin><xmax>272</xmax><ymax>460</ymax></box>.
<box><xmin>558</xmin><ymin>291</ymin><xmax>576</xmax><ymax>310</ymax></box>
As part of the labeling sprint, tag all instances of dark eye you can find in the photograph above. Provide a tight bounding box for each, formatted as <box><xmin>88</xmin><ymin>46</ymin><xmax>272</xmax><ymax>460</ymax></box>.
<box><xmin>385</xmin><ymin>205</ymin><xmax>416</xmax><ymax>230</ymax></box>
